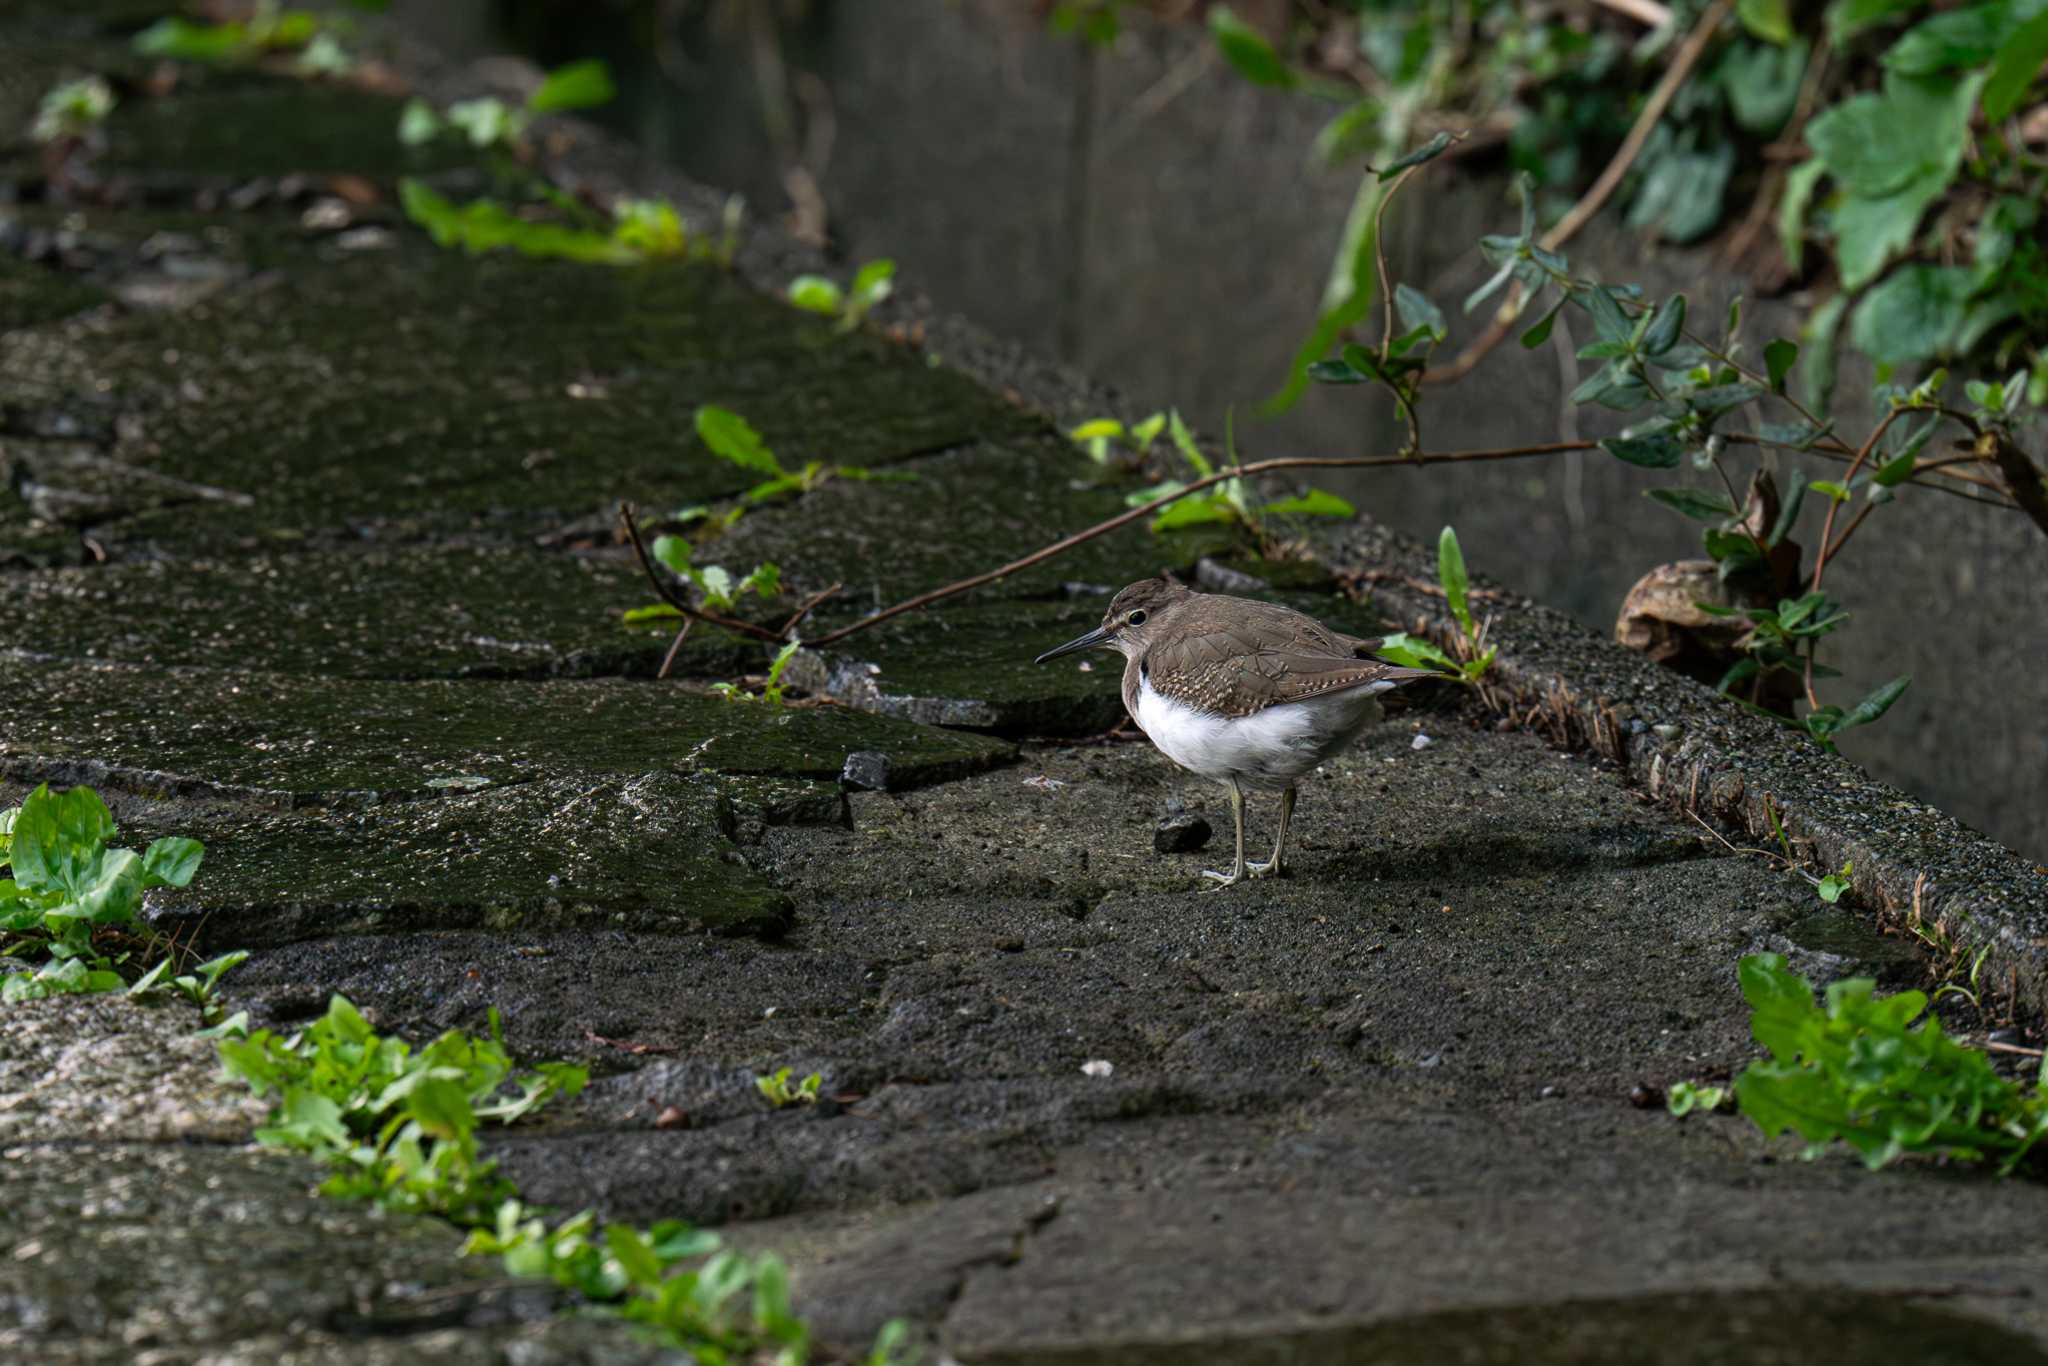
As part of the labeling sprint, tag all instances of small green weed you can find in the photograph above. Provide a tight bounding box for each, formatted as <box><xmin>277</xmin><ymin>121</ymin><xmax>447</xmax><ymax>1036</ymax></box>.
<box><xmin>399</xmin><ymin>180</ymin><xmax>735</xmax><ymax>268</ymax></box>
<box><xmin>31</xmin><ymin>76</ymin><xmax>113</xmax><ymax>145</ymax></box>
<box><xmin>398</xmin><ymin>59</ymin><xmax>614</xmax><ymax>154</ymax></box>
<box><xmin>129</xmin><ymin>948</ymin><xmax>249</xmax><ymax>1030</ymax></box>
<box><xmin>1729</xmin><ymin>952</ymin><xmax>2048</xmax><ymax>1173</ymax></box>
<box><xmin>1665</xmin><ymin>1080</ymin><xmax>1729</xmax><ymax>1116</ymax></box>
<box><xmin>788</xmin><ymin>259</ymin><xmax>896</xmax><ymax>330</ymax></box>
<box><xmin>756</xmin><ymin>1066</ymin><xmax>822</xmax><ymax>1107</ymax></box>
<box><xmin>629</xmin><ymin>533</ymin><xmax>780</xmax><ymax>619</ymax></box>
<box><xmin>695</xmin><ymin>404</ymin><xmax>911</xmax><ymax>505</ymax></box>
<box><xmin>133</xmin><ymin>0</ymin><xmax>384</xmax><ymax>71</ymax></box>
<box><xmin>711</xmin><ymin>640</ymin><xmax>805</xmax><ymax>706</ymax></box>
<box><xmin>0</xmin><ymin>784</ymin><xmax>203</xmax><ymax>1002</ymax></box>
<box><xmin>1371</xmin><ymin>526</ymin><xmax>1496</xmax><ymax>684</ymax></box>
<box><xmin>1074</xmin><ymin>408</ymin><xmax>1355</xmax><ymax>549</ymax></box>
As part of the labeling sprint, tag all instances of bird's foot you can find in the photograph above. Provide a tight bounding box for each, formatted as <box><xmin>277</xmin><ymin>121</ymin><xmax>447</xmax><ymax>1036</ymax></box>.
<box><xmin>1201</xmin><ymin>866</ymin><xmax>1245</xmax><ymax>890</ymax></box>
<box><xmin>1245</xmin><ymin>857</ymin><xmax>1284</xmax><ymax>879</ymax></box>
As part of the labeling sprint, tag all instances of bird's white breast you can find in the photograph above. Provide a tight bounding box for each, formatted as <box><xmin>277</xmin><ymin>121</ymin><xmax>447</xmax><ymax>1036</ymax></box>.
<box><xmin>1133</xmin><ymin>674</ymin><xmax>1392</xmax><ymax>788</ymax></box>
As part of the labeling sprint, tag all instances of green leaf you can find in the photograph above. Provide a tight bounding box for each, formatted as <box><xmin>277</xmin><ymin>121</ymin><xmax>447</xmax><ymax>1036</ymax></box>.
<box><xmin>1437</xmin><ymin>526</ymin><xmax>1472</xmax><ymax>635</ymax></box>
<box><xmin>128</xmin><ymin>958</ymin><xmax>171</xmax><ymax>996</ymax></box>
<box><xmin>1394</xmin><ymin>283</ymin><xmax>1446</xmax><ymax>340</ymax></box>
<box><xmin>1825</xmin><ymin>0</ymin><xmax>1925</xmax><ymax>44</ymax></box>
<box><xmin>1571</xmin><ymin>284</ymin><xmax>1634</xmax><ymax>344</ymax></box>
<box><xmin>1764</xmin><ymin>338</ymin><xmax>1799</xmax><ymax>393</ymax></box>
<box><xmin>1722</xmin><ymin>37</ymin><xmax>1810</xmax><ymax>132</ymax></box>
<box><xmin>1872</xmin><ymin>449</ymin><xmax>1918</xmax><ymax>487</ymax></box>
<box><xmin>1838</xmin><ymin>675</ymin><xmax>1911</xmax><ymax>732</ymax></box>
<box><xmin>1848</xmin><ymin>264</ymin><xmax>1975</xmax><ymax>367</ymax></box>
<box><xmin>1647</xmin><ymin>487</ymin><xmax>1741</xmax><ymax>521</ymax></box>
<box><xmin>1811</xmin><ymin>479</ymin><xmax>1851</xmax><ymax>501</ymax></box>
<box><xmin>1167</xmin><ymin>410</ymin><xmax>1213</xmax><ymax>478</ymax></box>
<box><xmin>1315</xmin><ymin>100</ymin><xmax>1383</xmax><ymax>165</ymax></box>
<box><xmin>1737</xmin><ymin>0</ymin><xmax>1794</xmax><ymax>43</ymax></box>
<box><xmin>1642</xmin><ymin>296</ymin><xmax>1686</xmax><ymax>356</ymax></box>
<box><xmin>1778</xmin><ymin>158</ymin><xmax>1826</xmax><ymax>274</ymax></box>
<box><xmin>1798</xmin><ymin>295</ymin><xmax>1849</xmax><ymax>413</ymax></box>
<box><xmin>621</xmin><ymin>604</ymin><xmax>683</xmax><ymax>626</ymax></box>
<box><xmin>1886</xmin><ymin>4</ymin><xmax>2015</xmax><ymax>74</ymax></box>
<box><xmin>1602</xmin><ymin>433</ymin><xmax>1684</xmax><ymax>469</ymax></box>
<box><xmin>1307</xmin><ymin>358</ymin><xmax>1369</xmax><ymax>384</ymax></box>
<box><xmin>851</xmin><ymin>258</ymin><xmax>897</xmax><ymax>303</ymax></box>
<box><xmin>650</xmin><ymin>535</ymin><xmax>693</xmax><ymax>579</ymax></box>
<box><xmin>1378</xmin><ymin>131</ymin><xmax>1456</xmax><ymax>180</ymax></box>
<box><xmin>788</xmin><ymin>276</ymin><xmax>842</xmax><ymax>314</ymax></box>
<box><xmin>1208</xmin><ymin>7</ymin><xmax>1295</xmax><ymax>87</ymax></box>
<box><xmin>1068</xmin><ymin>418</ymin><xmax>1125</xmax><ymax>442</ymax></box>
<box><xmin>1372</xmin><ymin>632</ymin><xmax>1455</xmax><ymax>671</ymax></box>
<box><xmin>605</xmin><ymin>1224</ymin><xmax>666</xmax><ymax>1287</ymax></box>
<box><xmin>133</xmin><ymin>17</ymin><xmax>246</xmax><ymax>62</ymax></box>
<box><xmin>396</xmin><ymin>98</ymin><xmax>443</xmax><ymax>147</ymax></box>
<box><xmin>1263</xmin><ymin>489</ymin><xmax>1357</xmax><ymax>519</ymax></box>
<box><xmin>694</xmin><ymin>406</ymin><xmax>782</xmax><ymax>476</ymax></box>
<box><xmin>528</xmin><ymin>60</ymin><xmax>616</xmax><ymax>114</ymax></box>
<box><xmin>1985</xmin><ymin>9</ymin><xmax>2048</xmax><ymax>120</ymax></box>
<box><xmin>141</xmin><ymin>837</ymin><xmax>204</xmax><ymax>890</ymax></box>
<box><xmin>1519</xmin><ymin>301</ymin><xmax>1564</xmax><ymax>349</ymax></box>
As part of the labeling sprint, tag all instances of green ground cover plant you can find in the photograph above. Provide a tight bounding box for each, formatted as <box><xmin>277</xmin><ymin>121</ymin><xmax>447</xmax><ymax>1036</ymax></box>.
<box><xmin>222</xmin><ymin>998</ymin><xmax>910</xmax><ymax>1359</ymax></box>
<box><xmin>135</xmin><ymin>0</ymin><xmax>388</xmax><ymax>74</ymax></box>
<box><xmin>1719</xmin><ymin>952</ymin><xmax>2048</xmax><ymax>1173</ymax></box>
<box><xmin>0</xmin><ymin>784</ymin><xmax>204</xmax><ymax>1002</ymax></box>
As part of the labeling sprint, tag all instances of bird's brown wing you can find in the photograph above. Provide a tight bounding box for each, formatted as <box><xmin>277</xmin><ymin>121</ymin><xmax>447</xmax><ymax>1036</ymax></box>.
<box><xmin>1143</xmin><ymin>602</ymin><xmax>1434</xmax><ymax>718</ymax></box>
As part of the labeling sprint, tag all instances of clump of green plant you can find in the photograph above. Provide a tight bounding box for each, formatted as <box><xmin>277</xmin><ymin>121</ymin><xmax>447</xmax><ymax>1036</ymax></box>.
<box><xmin>129</xmin><ymin>947</ymin><xmax>249</xmax><ymax>1031</ymax></box>
<box><xmin>399</xmin><ymin>180</ymin><xmax>737</xmax><ymax>268</ymax></box>
<box><xmin>398</xmin><ymin>59</ymin><xmax>615</xmax><ymax>153</ymax></box>
<box><xmin>220</xmin><ymin>994</ymin><xmax>586</xmax><ymax>1218</ymax></box>
<box><xmin>788</xmin><ymin>260</ymin><xmax>896</xmax><ymax>331</ymax></box>
<box><xmin>30</xmin><ymin>76</ymin><xmax>114</xmax><ymax>145</ymax></box>
<box><xmin>1372</xmin><ymin>526</ymin><xmax>1496</xmax><ymax>685</ymax></box>
<box><xmin>0</xmin><ymin>785</ymin><xmax>203</xmax><ymax>1002</ymax></box>
<box><xmin>756</xmin><ymin>1065</ymin><xmax>822</xmax><ymax>1107</ymax></box>
<box><xmin>625</xmin><ymin>535</ymin><xmax>781</xmax><ymax>627</ymax></box>
<box><xmin>134</xmin><ymin>0</ymin><xmax>384</xmax><ymax>72</ymax></box>
<box><xmin>1730</xmin><ymin>952</ymin><xmax>2047</xmax><ymax>1173</ymax></box>
<box><xmin>395</xmin><ymin>60</ymin><xmax>745</xmax><ymax>268</ymax></box>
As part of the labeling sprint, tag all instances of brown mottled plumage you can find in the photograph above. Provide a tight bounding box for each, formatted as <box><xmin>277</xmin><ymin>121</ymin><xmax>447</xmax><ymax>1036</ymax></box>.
<box><xmin>1036</xmin><ymin>577</ymin><xmax>1438</xmax><ymax>888</ymax></box>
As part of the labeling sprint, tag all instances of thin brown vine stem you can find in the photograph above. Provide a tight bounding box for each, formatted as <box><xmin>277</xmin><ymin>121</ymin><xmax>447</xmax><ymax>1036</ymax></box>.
<box><xmin>658</xmin><ymin>618</ymin><xmax>694</xmax><ymax>680</ymax></box>
<box><xmin>803</xmin><ymin>441</ymin><xmax>1597</xmax><ymax>648</ymax></box>
<box><xmin>1422</xmin><ymin>0</ymin><xmax>1734</xmax><ymax>386</ymax></box>
<box><xmin>1822</xmin><ymin>500</ymin><xmax>1877</xmax><ymax>566</ymax></box>
<box><xmin>1811</xmin><ymin>408</ymin><xmax>1904</xmax><ymax>589</ymax></box>
<box><xmin>1719</xmin><ymin>432</ymin><xmax>2009</xmax><ymax>502</ymax></box>
<box><xmin>778</xmin><ymin>581</ymin><xmax>843</xmax><ymax>636</ymax></box>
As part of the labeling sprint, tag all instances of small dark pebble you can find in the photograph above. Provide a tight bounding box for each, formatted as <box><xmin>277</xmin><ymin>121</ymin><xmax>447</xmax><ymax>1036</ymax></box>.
<box><xmin>842</xmin><ymin>751</ymin><xmax>891</xmax><ymax>791</ymax></box>
<box><xmin>1628</xmin><ymin>1083</ymin><xmax>1665</xmax><ymax>1110</ymax></box>
<box><xmin>1154</xmin><ymin>813</ymin><xmax>1213</xmax><ymax>854</ymax></box>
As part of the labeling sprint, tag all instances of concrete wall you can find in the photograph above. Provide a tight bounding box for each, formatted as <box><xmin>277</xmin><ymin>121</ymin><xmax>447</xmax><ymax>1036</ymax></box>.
<box><xmin>402</xmin><ymin>0</ymin><xmax>2048</xmax><ymax>860</ymax></box>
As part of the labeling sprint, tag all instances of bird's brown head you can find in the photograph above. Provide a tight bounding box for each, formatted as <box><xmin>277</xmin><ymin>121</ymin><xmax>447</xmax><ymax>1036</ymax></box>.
<box><xmin>1033</xmin><ymin>577</ymin><xmax>1193</xmax><ymax>664</ymax></box>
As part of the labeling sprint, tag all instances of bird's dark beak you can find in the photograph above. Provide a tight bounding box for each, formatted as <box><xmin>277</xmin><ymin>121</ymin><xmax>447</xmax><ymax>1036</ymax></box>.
<box><xmin>1034</xmin><ymin>624</ymin><xmax>1114</xmax><ymax>664</ymax></box>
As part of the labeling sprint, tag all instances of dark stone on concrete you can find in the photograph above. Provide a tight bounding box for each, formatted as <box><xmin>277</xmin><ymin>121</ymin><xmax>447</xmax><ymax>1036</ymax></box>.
<box><xmin>842</xmin><ymin>750</ymin><xmax>891</xmax><ymax>792</ymax></box>
<box><xmin>1152</xmin><ymin>812</ymin><xmax>1210</xmax><ymax>853</ymax></box>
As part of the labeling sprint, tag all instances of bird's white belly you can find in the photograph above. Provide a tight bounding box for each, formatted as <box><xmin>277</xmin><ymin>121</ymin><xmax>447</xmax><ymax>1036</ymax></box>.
<box><xmin>1133</xmin><ymin>675</ymin><xmax>1391</xmax><ymax>788</ymax></box>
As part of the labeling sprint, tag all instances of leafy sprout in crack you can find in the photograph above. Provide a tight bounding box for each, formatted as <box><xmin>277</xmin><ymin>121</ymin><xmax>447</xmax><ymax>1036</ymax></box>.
<box><xmin>398</xmin><ymin>58</ymin><xmax>616</xmax><ymax>153</ymax></box>
<box><xmin>694</xmin><ymin>403</ymin><xmax>914</xmax><ymax>504</ymax></box>
<box><xmin>755</xmin><ymin>1066</ymin><xmax>823</xmax><ymax>1107</ymax></box>
<box><xmin>0</xmin><ymin>784</ymin><xmax>206</xmax><ymax>1004</ymax></box>
<box><xmin>787</xmin><ymin>259</ymin><xmax>897</xmax><ymax>330</ymax></box>
<box><xmin>710</xmin><ymin>639</ymin><xmax>805</xmax><ymax>707</ymax></box>
<box><xmin>1371</xmin><ymin>526</ymin><xmax>1496</xmax><ymax>685</ymax></box>
<box><xmin>398</xmin><ymin>179</ymin><xmax>737</xmax><ymax>268</ymax></box>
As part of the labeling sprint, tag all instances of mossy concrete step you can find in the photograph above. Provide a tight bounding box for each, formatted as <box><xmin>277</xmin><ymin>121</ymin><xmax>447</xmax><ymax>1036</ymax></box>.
<box><xmin>0</xmin><ymin>655</ymin><xmax>1015</xmax><ymax>804</ymax></box>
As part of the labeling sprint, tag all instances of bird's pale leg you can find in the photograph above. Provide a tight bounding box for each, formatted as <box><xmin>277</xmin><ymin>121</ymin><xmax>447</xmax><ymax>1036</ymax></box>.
<box><xmin>1247</xmin><ymin>785</ymin><xmax>1295</xmax><ymax>878</ymax></box>
<box><xmin>1202</xmin><ymin>779</ymin><xmax>1247</xmax><ymax>888</ymax></box>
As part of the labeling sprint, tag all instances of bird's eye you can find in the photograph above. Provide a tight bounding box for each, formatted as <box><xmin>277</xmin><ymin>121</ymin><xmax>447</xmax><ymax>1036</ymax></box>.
<box><xmin>1127</xmin><ymin>609</ymin><xmax>1147</xmax><ymax>626</ymax></box>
